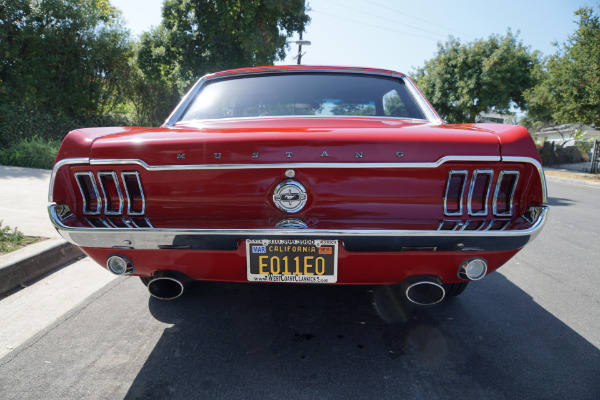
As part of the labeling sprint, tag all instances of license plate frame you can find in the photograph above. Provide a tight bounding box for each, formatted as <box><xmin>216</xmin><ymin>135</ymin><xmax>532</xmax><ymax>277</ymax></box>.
<box><xmin>246</xmin><ymin>239</ymin><xmax>338</xmax><ymax>283</ymax></box>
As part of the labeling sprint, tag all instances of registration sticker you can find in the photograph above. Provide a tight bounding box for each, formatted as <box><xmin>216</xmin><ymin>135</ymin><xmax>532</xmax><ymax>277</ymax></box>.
<box><xmin>246</xmin><ymin>239</ymin><xmax>338</xmax><ymax>283</ymax></box>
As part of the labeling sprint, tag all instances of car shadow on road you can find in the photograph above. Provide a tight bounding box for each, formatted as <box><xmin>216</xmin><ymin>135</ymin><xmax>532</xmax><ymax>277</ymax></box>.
<box><xmin>124</xmin><ymin>274</ymin><xmax>599</xmax><ymax>400</ymax></box>
<box><xmin>547</xmin><ymin>196</ymin><xmax>577</xmax><ymax>207</ymax></box>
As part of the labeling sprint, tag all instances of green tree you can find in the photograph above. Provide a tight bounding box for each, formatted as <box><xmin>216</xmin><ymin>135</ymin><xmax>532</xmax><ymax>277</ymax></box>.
<box><xmin>413</xmin><ymin>31</ymin><xmax>539</xmax><ymax>123</ymax></box>
<box><xmin>524</xmin><ymin>7</ymin><xmax>600</xmax><ymax>127</ymax></box>
<box><xmin>0</xmin><ymin>0</ymin><xmax>135</xmax><ymax>147</ymax></box>
<box><xmin>137</xmin><ymin>0</ymin><xmax>310</xmax><ymax>95</ymax></box>
<box><xmin>0</xmin><ymin>0</ymin><xmax>132</xmax><ymax>117</ymax></box>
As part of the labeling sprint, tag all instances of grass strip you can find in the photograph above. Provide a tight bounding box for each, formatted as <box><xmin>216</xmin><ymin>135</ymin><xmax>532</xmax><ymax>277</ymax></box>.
<box><xmin>0</xmin><ymin>222</ymin><xmax>42</xmax><ymax>255</ymax></box>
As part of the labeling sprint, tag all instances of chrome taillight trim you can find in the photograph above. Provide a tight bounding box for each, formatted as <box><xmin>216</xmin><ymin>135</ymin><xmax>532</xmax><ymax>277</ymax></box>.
<box><xmin>48</xmin><ymin>157</ymin><xmax>91</xmax><ymax>202</ymax></box>
<box><xmin>122</xmin><ymin>218</ymin><xmax>137</xmax><ymax>228</ymax></box>
<box><xmin>74</xmin><ymin>171</ymin><xmax>101</xmax><ymax>215</ymax></box>
<box><xmin>501</xmin><ymin>156</ymin><xmax>547</xmax><ymax>203</ymax></box>
<box><xmin>83</xmin><ymin>216</ymin><xmax>153</xmax><ymax>230</ymax></box>
<box><xmin>97</xmin><ymin>171</ymin><xmax>124</xmax><ymax>215</ymax></box>
<box><xmin>438</xmin><ymin>219</ymin><xmax>511</xmax><ymax>232</ymax></box>
<box><xmin>444</xmin><ymin>170</ymin><xmax>468</xmax><ymax>216</ymax></box>
<box><xmin>121</xmin><ymin>171</ymin><xmax>146</xmax><ymax>215</ymax></box>
<box><xmin>467</xmin><ymin>169</ymin><xmax>494</xmax><ymax>217</ymax></box>
<box><xmin>101</xmin><ymin>218</ymin><xmax>118</xmax><ymax>228</ymax></box>
<box><xmin>493</xmin><ymin>170</ymin><xmax>520</xmax><ymax>217</ymax></box>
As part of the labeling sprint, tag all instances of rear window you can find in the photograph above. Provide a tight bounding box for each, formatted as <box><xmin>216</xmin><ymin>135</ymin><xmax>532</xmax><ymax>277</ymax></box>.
<box><xmin>179</xmin><ymin>73</ymin><xmax>426</xmax><ymax>121</ymax></box>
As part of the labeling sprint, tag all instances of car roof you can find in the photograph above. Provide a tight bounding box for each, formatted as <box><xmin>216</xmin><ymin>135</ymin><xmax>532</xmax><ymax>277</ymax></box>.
<box><xmin>204</xmin><ymin>65</ymin><xmax>407</xmax><ymax>79</ymax></box>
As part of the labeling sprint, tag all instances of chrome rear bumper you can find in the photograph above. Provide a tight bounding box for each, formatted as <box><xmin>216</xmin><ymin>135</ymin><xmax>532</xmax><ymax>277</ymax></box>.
<box><xmin>49</xmin><ymin>205</ymin><xmax>548</xmax><ymax>253</ymax></box>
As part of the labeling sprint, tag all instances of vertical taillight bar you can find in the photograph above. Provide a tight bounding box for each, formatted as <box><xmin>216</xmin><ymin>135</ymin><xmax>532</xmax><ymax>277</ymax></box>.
<box><xmin>444</xmin><ymin>170</ymin><xmax>468</xmax><ymax>216</ymax></box>
<box><xmin>121</xmin><ymin>171</ymin><xmax>145</xmax><ymax>215</ymax></box>
<box><xmin>74</xmin><ymin>172</ymin><xmax>101</xmax><ymax>215</ymax></box>
<box><xmin>467</xmin><ymin>169</ymin><xmax>494</xmax><ymax>216</ymax></box>
<box><xmin>98</xmin><ymin>171</ymin><xmax>124</xmax><ymax>215</ymax></box>
<box><xmin>493</xmin><ymin>171</ymin><xmax>519</xmax><ymax>217</ymax></box>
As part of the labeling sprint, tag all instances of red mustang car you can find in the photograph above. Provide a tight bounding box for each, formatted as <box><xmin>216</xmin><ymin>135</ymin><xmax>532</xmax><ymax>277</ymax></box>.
<box><xmin>48</xmin><ymin>66</ymin><xmax>548</xmax><ymax>304</ymax></box>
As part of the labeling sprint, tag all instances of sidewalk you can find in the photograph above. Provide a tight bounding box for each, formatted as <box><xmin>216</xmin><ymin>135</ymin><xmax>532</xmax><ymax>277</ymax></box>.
<box><xmin>0</xmin><ymin>166</ymin><xmax>60</xmax><ymax>238</ymax></box>
<box><xmin>0</xmin><ymin>166</ymin><xmax>83</xmax><ymax>293</ymax></box>
<box><xmin>543</xmin><ymin>161</ymin><xmax>600</xmax><ymax>184</ymax></box>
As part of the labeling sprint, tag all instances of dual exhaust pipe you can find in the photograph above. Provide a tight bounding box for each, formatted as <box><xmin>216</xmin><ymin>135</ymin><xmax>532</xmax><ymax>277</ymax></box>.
<box><xmin>144</xmin><ymin>275</ymin><xmax>449</xmax><ymax>304</ymax></box>
<box><xmin>108</xmin><ymin>250</ymin><xmax>485</xmax><ymax>303</ymax></box>
<box><xmin>143</xmin><ymin>273</ymin><xmax>447</xmax><ymax>304</ymax></box>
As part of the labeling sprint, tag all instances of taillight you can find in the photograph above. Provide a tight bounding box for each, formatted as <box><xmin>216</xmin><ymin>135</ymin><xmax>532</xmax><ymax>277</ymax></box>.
<box><xmin>122</xmin><ymin>171</ymin><xmax>145</xmax><ymax>215</ymax></box>
<box><xmin>493</xmin><ymin>171</ymin><xmax>519</xmax><ymax>216</ymax></box>
<box><xmin>74</xmin><ymin>172</ymin><xmax>101</xmax><ymax>215</ymax></box>
<box><xmin>444</xmin><ymin>170</ymin><xmax>468</xmax><ymax>216</ymax></box>
<box><xmin>98</xmin><ymin>172</ymin><xmax>123</xmax><ymax>215</ymax></box>
<box><xmin>467</xmin><ymin>169</ymin><xmax>493</xmax><ymax>216</ymax></box>
<box><xmin>445</xmin><ymin>168</ymin><xmax>519</xmax><ymax>218</ymax></box>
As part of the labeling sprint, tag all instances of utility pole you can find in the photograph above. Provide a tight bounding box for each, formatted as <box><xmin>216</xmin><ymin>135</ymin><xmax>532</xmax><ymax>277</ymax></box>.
<box><xmin>293</xmin><ymin>31</ymin><xmax>310</xmax><ymax>65</ymax></box>
<box><xmin>297</xmin><ymin>31</ymin><xmax>304</xmax><ymax>65</ymax></box>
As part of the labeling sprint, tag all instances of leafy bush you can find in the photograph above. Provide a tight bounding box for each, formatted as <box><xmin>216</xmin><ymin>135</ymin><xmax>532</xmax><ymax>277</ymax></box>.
<box><xmin>0</xmin><ymin>221</ymin><xmax>40</xmax><ymax>255</ymax></box>
<box><xmin>537</xmin><ymin>142</ymin><xmax>590</xmax><ymax>166</ymax></box>
<box><xmin>0</xmin><ymin>136</ymin><xmax>61</xmax><ymax>170</ymax></box>
<box><xmin>0</xmin><ymin>104</ymin><xmax>134</xmax><ymax>149</ymax></box>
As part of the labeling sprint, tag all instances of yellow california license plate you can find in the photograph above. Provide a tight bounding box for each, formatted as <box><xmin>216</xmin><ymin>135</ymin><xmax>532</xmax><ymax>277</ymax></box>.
<box><xmin>246</xmin><ymin>239</ymin><xmax>338</xmax><ymax>283</ymax></box>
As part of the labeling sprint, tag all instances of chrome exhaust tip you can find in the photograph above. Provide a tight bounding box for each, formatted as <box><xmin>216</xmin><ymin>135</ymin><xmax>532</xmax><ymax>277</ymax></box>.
<box><xmin>106</xmin><ymin>254</ymin><xmax>134</xmax><ymax>275</ymax></box>
<box><xmin>405</xmin><ymin>278</ymin><xmax>446</xmax><ymax>306</ymax></box>
<box><xmin>458</xmin><ymin>257</ymin><xmax>488</xmax><ymax>281</ymax></box>
<box><xmin>147</xmin><ymin>272</ymin><xmax>191</xmax><ymax>300</ymax></box>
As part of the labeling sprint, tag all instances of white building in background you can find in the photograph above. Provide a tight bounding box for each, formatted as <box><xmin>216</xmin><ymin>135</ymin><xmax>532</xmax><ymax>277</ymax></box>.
<box><xmin>533</xmin><ymin>124</ymin><xmax>599</xmax><ymax>146</ymax></box>
<box><xmin>476</xmin><ymin>112</ymin><xmax>514</xmax><ymax>124</ymax></box>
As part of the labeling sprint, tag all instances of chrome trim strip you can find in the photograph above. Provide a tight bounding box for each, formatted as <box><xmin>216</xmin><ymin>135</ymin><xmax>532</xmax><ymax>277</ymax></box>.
<box><xmin>96</xmin><ymin>218</ymin><xmax>110</xmax><ymax>228</ymax></box>
<box><xmin>74</xmin><ymin>171</ymin><xmax>101</xmax><ymax>215</ymax></box>
<box><xmin>97</xmin><ymin>171</ymin><xmax>124</xmax><ymax>215</ymax></box>
<box><xmin>48</xmin><ymin>157</ymin><xmax>90</xmax><ymax>202</ymax></box>
<box><xmin>90</xmin><ymin>155</ymin><xmax>501</xmax><ymax>170</ymax></box>
<box><xmin>403</xmin><ymin>77</ymin><xmax>443</xmax><ymax>124</ymax></box>
<box><xmin>102</xmin><ymin>218</ymin><xmax>118</xmax><ymax>228</ymax></box>
<box><xmin>122</xmin><ymin>218</ymin><xmax>137</xmax><ymax>228</ymax></box>
<box><xmin>121</xmin><ymin>171</ymin><xmax>146</xmax><ymax>215</ymax></box>
<box><xmin>476</xmin><ymin>221</ymin><xmax>488</xmax><ymax>231</ymax></box>
<box><xmin>462</xmin><ymin>220</ymin><xmax>475</xmax><ymax>230</ymax></box>
<box><xmin>493</xmin><ymin>170</ymin><xmax>520</xmax><ymax>217</ymax></box>
<box><xmin>177</xmin><ymin>114</ymin><xmax>431</xmax><ymax>126</ymax></box>
<box><xmin>482</xmin><ymin>220</ymin><xmax>495</xmax><ymax>231</ymax></box>
<box><xmin>444</xmin><ymin>170</ymin><xmax>468</xmax><ymax>216</ymax></box>
<box><xmin>48</xmin><ymin>205</ymin><xmax>549</xmax><ymax>251</ymax></box>
<box><xmin>467</xmin><ymin>169</ymin><xmax>494</xmax><ymax>217</ymax></box>
<box><xmin>452</xmin><ymin>221</ymin><xmax>466</xmax><ymax>231</ymax></box>
<box><xmin>501</xmin><ymin>156</ymin><xmax>547</xmax><ymax>203</ymax></box>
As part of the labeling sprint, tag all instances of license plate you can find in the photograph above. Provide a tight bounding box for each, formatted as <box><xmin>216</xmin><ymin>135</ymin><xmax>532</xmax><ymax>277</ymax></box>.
<box><xmin>246</xmin><ymin>239</ymin><xmax>338</xmax><ymax>283</ymax></box>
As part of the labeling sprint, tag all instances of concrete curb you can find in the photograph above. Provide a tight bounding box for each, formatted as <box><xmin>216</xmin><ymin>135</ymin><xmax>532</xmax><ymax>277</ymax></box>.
<box><xmin>0</xmin><ymin>238</ymin><xmax>84</xmax><ymax>293</ymax></box>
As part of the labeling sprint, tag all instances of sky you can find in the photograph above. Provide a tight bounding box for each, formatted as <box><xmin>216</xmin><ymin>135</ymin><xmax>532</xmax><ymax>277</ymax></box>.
<box><xmin>112</xmin><ymin>0</ymin><xmax>599</xmax><ymax>75</ymax></box>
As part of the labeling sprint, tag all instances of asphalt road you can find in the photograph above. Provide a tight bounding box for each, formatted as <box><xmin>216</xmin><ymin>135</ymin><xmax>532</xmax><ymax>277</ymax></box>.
<box><xmin>1</xmin><ymin>177</ymin><xmax>599</xmax><ymax>400</ymax></box>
